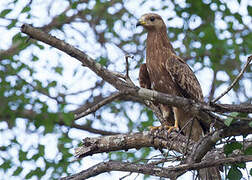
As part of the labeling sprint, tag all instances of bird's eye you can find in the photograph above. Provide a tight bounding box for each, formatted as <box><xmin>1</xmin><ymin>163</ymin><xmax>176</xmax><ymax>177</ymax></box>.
<box><xmin>150</xmin><ymin>17</ymin><xmax>155</xmax><ymax>22</ymax></box>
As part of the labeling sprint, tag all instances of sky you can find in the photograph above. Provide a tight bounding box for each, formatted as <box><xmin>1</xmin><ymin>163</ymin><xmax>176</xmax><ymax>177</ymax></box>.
<box><xmin>0</xmin><ymin>0</ymin><xmax>251</xmax><ymax>179</ymax></box>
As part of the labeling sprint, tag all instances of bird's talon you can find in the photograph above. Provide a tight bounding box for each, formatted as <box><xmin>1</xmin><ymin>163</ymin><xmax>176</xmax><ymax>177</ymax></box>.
<box><xmin>164</xmin><ymin>125</ymin><xmax>179</xmax><ymax>134</ymax></box>
<box><xmin>148</xmin><ymin>126</ymin><xmax>162</xmax><ymax>132</ymax></box>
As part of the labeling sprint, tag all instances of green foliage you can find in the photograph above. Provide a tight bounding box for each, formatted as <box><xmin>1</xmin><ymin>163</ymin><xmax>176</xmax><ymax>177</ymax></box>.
<box><xmin>224</xmin><ymin>141</ymin><xmax>242</xmax><ymax>156</ymax></box>
<box><xmin>227</xmin><ymin>166</ymin><xmax>243</xmax><ymax>180</ymax></box>
<box><xmin>0</xmin><ymin>0</ymin><xmax>251</xmax><ymax>179</ymax></box>
<box><xmin>13</xmin><ymin>167</ymin><xmax>23</xmax><ymax>176</ymax></box>
<box><xmin>0</xmin><ymin>9</ymin><xmax>11</xmax><ymax>17</ymax></box>
<box><xmin>244</xmin><ymin>147</ymin><xmax>252</xmax><ymax>155</ymax></box>
<box><xmin>224</xmin><ymin>112</ymin><xmax>239</xmax><ymax>127</ymax></box>
<box><xmin>21</xmin><ymin>6</ymin><xmax>31</xmax><ymax>13</ymax></box>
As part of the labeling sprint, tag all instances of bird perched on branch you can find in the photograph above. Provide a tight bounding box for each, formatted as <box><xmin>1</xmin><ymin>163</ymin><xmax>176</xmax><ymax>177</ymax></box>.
<box><xmin>137</xmin><ymin>13</ymin><xmax>204</xmax><ymax>141</ymax></box>
<box><xmin>137</xmin><ymin>13</ymin><xmax>220</xmax><ymax>179</ymax></box>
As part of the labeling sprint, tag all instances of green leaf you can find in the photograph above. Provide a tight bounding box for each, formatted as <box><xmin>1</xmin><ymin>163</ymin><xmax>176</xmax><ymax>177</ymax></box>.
<box><xmin>32</xmin><ymin>55</ymin><xmax>39</xmax><ymax>62</ymax></box>
<box><xmin>48</xmin><ymin>80</ymin><xmax>57</xmax><ymax>88</ymax></box>
<box><xmin>250</xmin><ymin>168</ymin><xmax>252</xmax><ymax>176</ymax></box>
<box><xmin>224</xmin><ymin>142</ymin><xmax>242</xmax><ymax>155</ymax></box>
<box><xmin>224</xmin><ymin>118</ymin><xmax>234</xmax><ymax>127</ymax></box>
<box><xmin>62</xmin><ymin>113</ymin><xmax>74</xmax><ymax>126</ymax></box>
<box><xmin>235</xmin><ymin>163</ymin><xmax>246</xmax><ymax>169</ymax></box>
<box><xmin>71</xmin><ymin>2</ymin><xmax>78</xmax><ymax>9</ymax></box>
<box><xmin>58</xmin><ymin>14</ymin><xmax>67</xmax><ymax>23</ymax></box>
<box><xmin>0</xmin><ymin>160</ymin><xmax>11</xmax><ymax>172</ymax></box>
<box><xmin>13</xmin><ymin>167</ymin><xmax>23</xmax><ymax>176</ymax></box>
<box><xmin>7</xmin><ymin>19</ymin><xmax>17</xmax><ymax>29</ymax></box>
<box><xmin>248</xmin><ymin>6</ymin><xmax>252</xmax><ymax>16</ymax></box>
<box><xmin>244</xmin><ymin>147</ymin><xmax>252</xmax><ymax>155</ymax></box>
<box><xmin>25</xmin><ymin>170</ymin><xmax>35</xmax><ymax>179</ymax></box>
<box><xmin>234</xmin><ymin>13</ymin><xmax>242</xmax><ymax>23</ymax></box>
<box><xmin>98</xmin><ymin>57</ymin><xmax>108</xmax><ymax>66</ymax></box>
<box><xmin>36</xmin><ymin>43</ymin><xmax>45</xmax><ymax>49</ymax></box>
<box><xmin>224</xmin><ymin>112</ymin><xmax>239</xmax><ymax>126</ymax></box>
<box><xmin>21</xmin><ymin>6</ymin><xmax>31</xmax><ymax>13</ymax></box>
<box><xmin>38</xmin><ymin>144</ymin><xmax>45</xmax><ymax>156</ymax></box>
<box><xmin>0</xmin><ymin>9</ymin><xmax>11</xmax><ymax>17</ymax></box>
<box><xmin>249</xmin><ymin>121</ymin><xmax>252</xmax><ymax>128</ymax></box>
<box><xmin>54</xmin><ymin>66</ymin><xmax>63</xmax><ymax>75</ymax></box>
<box><xmin>227</xmin><ymin>166</ymin><xmax>242</xmax><ymax>180</ymax></box>
<box><xmin>43</xmin><ymin>117</ymin><xmax>54</xmax><ymax>133</ymax></box>
<box><xmin>19</xmin><ymin>150</ymin><xmax>28</xmax><ymax>161</ymax></box>
<box><xmin>32</xmin><ymin>153</ymin><xmax>40</xmax><ymax>160</ymax></box>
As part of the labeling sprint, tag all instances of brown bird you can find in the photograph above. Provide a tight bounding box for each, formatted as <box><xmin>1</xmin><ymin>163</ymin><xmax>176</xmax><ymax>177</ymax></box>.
<box><xmin>137</xmin><ymin>13</ymin><xmax>220</xmax><ymax>179</ymax></box>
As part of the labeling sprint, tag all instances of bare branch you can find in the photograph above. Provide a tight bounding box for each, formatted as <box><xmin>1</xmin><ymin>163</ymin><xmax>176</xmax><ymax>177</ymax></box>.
<box><xmin>21</xmin><ymin>24</ymin><xmax>129</xmax><ymax>91</ymax></box>
<box><xmin>70</xmin><ymin>123</ymin><xmax>119</xmax><ymax>136</ymax></box>
<box><xmin>20</xmin><ymin>24</ymin><xmax>252</xmax><ymax>117</ymax></box>
<box><xmin>74</xmin><ymin>121</ymin><xmax>252</xmax><ymax>160</ymax></box>
<box><xmin>74</xmin><ymin>131</ymin><xmax>192</xmax><ymax>159</ymax></box>
<box><xmin>2</xmin><ymin>108</ymin><xmax>118</xmax><ymax>136</ymax></box>
<box><xmin>212</xmin><ymin>55</ymin><xmax>252</xmax><ymax>103</ymax></box>
<box><xmin>74</xmin><ymin>92</ymin><xmax>123</xmax><ymax>120</ymax></box>
<box><xmin>60</xmin><ymin>155</ymin><xmax>252</xmax><ymax>180</ymax></box>
<box><xmin>20</xmin><ymin>22</ymin><xmax>252</xmax><ymax>180</ymax></box>
<box><xmin>208</xmin><ymin>70</ymin><xmax>217</xmax><ymax>102</ymax></box>
<box><xmin>0</xmin><ymin>0</ymin><xmax>89</xmax><ymax>61</ymax></box>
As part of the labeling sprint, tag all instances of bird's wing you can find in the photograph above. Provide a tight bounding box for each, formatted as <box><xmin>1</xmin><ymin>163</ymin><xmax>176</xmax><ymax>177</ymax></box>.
<box><xmin>165</xmin><ymin>54</ymin><xmax>204</xmax><ymax>102</ymax></box>
<box><xmin>139</xmin><ymin>63</ymin><xmax>151</xmax><ymax>89</ymax></box>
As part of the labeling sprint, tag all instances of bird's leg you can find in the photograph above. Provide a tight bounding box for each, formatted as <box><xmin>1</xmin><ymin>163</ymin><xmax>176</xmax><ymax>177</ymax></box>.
<box><xmin>163</xmin><ymin>107</ymin><xmax>179</xmax><ymax>133</ymax></box>
<box><xmin>148</xmin><ymin>105</ymin><xmax>178</xmax><ymax>133</ymax></box>
<box><xmin>165</xmin><ymin>117</ymin><xmax>179</xmax><ymax>133</ymax></box>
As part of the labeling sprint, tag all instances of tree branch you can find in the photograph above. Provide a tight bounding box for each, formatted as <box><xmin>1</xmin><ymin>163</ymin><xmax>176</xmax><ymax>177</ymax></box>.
<box><xmin>20</xmin><ymin>24</ymin><xmax>252</xmax><ymax>129</ymax></box>
<box><xmin>61</xmin><ymin>155</ymin><xmax>252</xmax><ymax>180</ymax></box>
<box><xmin>20</xmin><ymin>22</ymin><xmax>252</xmax><ymax>180</ymax></box>
<box><xmin>75</xmin><ymin>121</ymin><xmax>252</xmax><ymax>159</ymax></box>
<box><xmin>21</xmin><ymin>24</ymin><xmax>129</xmax><ymax>91</ymax></box>
<box><xmin>74</xmin><ymin>92</ymin><xmax>123</xmax><ymax>120</ymax></box>
<box><xmin>212</xmin><ymin>55</ymin><xmax>252</xmax><ymax>103</ymax></box>
<box><xmin>74</xmin><ymin>131</ymin><xmax>192</xmax><ymax>159</ymax></box>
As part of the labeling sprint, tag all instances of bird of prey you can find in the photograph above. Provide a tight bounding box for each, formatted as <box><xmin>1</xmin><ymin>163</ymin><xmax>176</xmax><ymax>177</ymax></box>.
<box><xmin>137</xmin><ymin>13</ymin><xmax>204</xmax><ymax>141</ymax></box>
<box><xmin>137</xmin><ymin>13</ymin><xmax>220</xmax><ymax>179</ymax></box>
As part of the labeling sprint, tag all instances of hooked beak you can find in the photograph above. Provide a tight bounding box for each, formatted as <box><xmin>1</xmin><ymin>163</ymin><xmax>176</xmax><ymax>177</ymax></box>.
<box><xmin>136</xmin><ymin>18</ymin><xmax>146</xmax><ymax>27</ymax></box>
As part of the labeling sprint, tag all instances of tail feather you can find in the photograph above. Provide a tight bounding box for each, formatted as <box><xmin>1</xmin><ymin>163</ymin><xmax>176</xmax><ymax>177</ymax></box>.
<box><xmin>198</xmin><ymin>167</ymin><xmax>221</xmax><ymax>180</ymax></box>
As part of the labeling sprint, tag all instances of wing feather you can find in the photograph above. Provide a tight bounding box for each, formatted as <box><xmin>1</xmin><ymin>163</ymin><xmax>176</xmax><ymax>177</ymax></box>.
<box><xmin>165</xmin><ymin>54</ymin><xmax>204</xmax><ymax>102</ymax></box>
<box><xmin>139</xmin><ymin>63</ymin><xmax>151</xmax><ymax>89</ymax></box>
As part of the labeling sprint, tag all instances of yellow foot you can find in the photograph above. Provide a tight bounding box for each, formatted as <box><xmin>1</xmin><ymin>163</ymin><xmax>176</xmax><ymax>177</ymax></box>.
<box><xmin>148</xmin><ymin>125</ymin><xmax>179</xmax><ymax>133</ymax></box>
<box><xmin>164</xmin><ymin>125</ymin><xmax>179</xmax><ymax>133</ymax></box>
<box><xmin>148</xmin><ymin>126</ymin><xmax>163</xmax><ymax>131</ymax></box>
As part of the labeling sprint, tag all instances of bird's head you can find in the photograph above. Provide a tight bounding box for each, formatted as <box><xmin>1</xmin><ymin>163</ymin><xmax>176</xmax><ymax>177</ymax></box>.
<box><xmin>136</xmin><ymin>13</ymin><xmax>165</xmax><ymax>31</ymax></box>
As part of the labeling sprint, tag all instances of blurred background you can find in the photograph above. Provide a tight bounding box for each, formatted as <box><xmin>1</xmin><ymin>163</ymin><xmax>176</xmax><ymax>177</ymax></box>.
<box><xmin>0</xmin><ymin>0</ymin><xmax>251</xmax><ymax>179</ymax></box>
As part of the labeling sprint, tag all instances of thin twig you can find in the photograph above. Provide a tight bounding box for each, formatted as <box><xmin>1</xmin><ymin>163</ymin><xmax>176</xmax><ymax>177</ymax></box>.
<box><xmin>74</xmin><ymin>92</ymin><xmax>123</xmax><ymax>120</ymax></box>
<box><xmin>16</xmin><ymin>74</ymin><xmax>63</xmax><ymax>103</ymax></box>
<box><xmin>208</xmin><ymin>70</ymin><xmax>217</xmax><ymax>102</ymax></box>
<box><xmin>110</xmin><ymin>71</ymin><xmax>126</xmax><ymax>79</ymax></box>
<box><xmin>124</xmin><ymin>54</ymin><xmax>135</xmax><ymax>86</ymax></box>
<box><xmin>183</xmin><ymin>117</ymin><xmax>194</xmax><ymax>156</ymax></box>
<box><xmin>61</xmin><ymin>155</ymin><xmax>252</xmax><ymax>180</ymax></box>
<box><xmin>109</xmin><ymin>54</ymin><xmax>135</xmax><ymax>86</ymax></box>
<box><xmin>212</xmin><ymin>55</ymin><xmax>252</xmax><ymax>103</ymax></box>
<box><xmin>119</xmin><ymin>172</ymin><xmax>132</xmax><ymax>180</ymax></box>
<box><xmin>143</xmin><ymin>100</ymin><xmax>167</xmax><ymax>124</ymax></box>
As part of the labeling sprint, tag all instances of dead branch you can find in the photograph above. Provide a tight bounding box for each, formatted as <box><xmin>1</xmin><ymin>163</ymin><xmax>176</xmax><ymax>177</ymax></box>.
<box><xmin>74</xmin><ymin>92</ymin><xmax>123</xmax><ymax>120</ymax></box>
<box><xmin>75</xmin><ymin>121</ymin><xmax>252</xmax><ymax>161</ymax></box>
<box><xmin>60</xmin><ymin>155</ymin><xmax>252</xmax><ymax>180</ymax></box>
<box><xmin>20</xmin><ymin>24</ymin><xmax>252</xmax><ymax>179</ymax></box>
<box><xmin>20</xmin><ymin>24</ymin><xmax>252</xmax><ymax>118</ymax></box>
<box><xmin>74</xmin><ymin>131</ymin><xmax>192</xmax><ymax>159</ymax></box>
<box><xmin>212</xmin><ymin>55</ymin><xmax>252</xmax><ymax>103</ymax></box>
<box><xmin>21</xmin><ymin>24</ymin><xmax>129</xmax><ymax>91</ymax></box>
